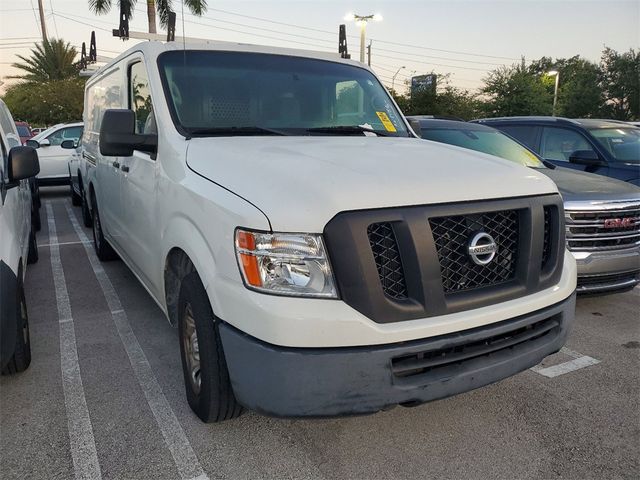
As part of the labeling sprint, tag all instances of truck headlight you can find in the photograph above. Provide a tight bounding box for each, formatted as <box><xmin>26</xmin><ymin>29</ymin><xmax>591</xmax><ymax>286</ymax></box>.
<box><xmin>235</xmin><ymin>229</ymin><xmax>338</xmax><ymax>298</ymax></box>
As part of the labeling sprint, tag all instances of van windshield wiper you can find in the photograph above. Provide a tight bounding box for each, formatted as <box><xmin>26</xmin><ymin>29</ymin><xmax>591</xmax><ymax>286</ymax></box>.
<box><xmin>185</xmin><ymin>126</ymin><xmax>289</xmax><ymax>138</ymax></box>
<box><xmin>305</xmin><ymin>125</ymin><xmax>393</xmax><ymax>137</ymax></box>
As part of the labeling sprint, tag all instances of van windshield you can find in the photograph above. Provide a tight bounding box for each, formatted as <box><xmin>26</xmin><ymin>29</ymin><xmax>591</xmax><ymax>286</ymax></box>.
<box><xmin>158</xmin><ymin>51</ymin><xmax>409</xmax><ymax>137</ymax></box>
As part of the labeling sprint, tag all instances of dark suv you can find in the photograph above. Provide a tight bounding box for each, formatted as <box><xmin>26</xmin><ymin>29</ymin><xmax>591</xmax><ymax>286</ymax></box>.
<box><xmin>473</xmin><ymin>117</ymin><xmax>640</xmax><ymax>186</ymax></box>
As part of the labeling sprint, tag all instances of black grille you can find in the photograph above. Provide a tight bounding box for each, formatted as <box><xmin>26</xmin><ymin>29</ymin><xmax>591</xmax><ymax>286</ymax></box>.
<box><xmin>429</xmin><ymin>210</ymin><xmax>519</xmax><ymax>293</ymax></box>
<box><xmin>542</xmin><ymin>206</ymin><xmax>552</xmax><ymax>268</ymax></box>
<box><xmin>391</xmin><ymin>315</ymin><xmax>560</xmax><ymax>378</ymax></box>
<box><xmin>367</xmin><ymin>222</ymin><xmax>408</xmax><ymax>299</ymax></box>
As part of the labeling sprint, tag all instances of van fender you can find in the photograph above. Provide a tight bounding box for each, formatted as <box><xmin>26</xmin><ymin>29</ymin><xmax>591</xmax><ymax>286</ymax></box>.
<box><xmin>161</xmin><ymin>214</ymin><xmax>224</xmax><ymax>325</ymax></box>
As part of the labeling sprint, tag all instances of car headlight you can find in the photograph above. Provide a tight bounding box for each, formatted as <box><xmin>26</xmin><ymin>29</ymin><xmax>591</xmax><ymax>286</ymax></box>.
<box><xmin>235</xmin><ymin>229</ymin><xmax>338</xmax><ymax>298</ymax></box>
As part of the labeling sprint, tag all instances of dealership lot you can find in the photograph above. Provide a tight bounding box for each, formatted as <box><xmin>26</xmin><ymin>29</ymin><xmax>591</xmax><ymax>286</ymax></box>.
<box><xmin>1</xmin><ymin>189</ymin><xmax>638</xmax><ymax>480</ymax></box>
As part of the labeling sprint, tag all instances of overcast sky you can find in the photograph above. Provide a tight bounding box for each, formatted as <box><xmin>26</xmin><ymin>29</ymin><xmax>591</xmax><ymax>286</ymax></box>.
<box><xmin>0</xmin><ymin>0</ymin><xmax>638</xmax><ymax>94</ymax></box>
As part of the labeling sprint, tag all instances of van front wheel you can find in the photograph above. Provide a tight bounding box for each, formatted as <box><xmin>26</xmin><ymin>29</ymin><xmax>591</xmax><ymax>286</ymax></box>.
<box><xmin>177</xmin><ymin>272</ymin><xmax>243</xmax><ymax>422</ymax></box>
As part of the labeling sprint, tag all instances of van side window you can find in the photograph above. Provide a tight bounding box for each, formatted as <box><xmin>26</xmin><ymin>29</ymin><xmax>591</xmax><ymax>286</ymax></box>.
<box><xmin>129</xmin><ymin>62</ymin><xmax>155</xmax><ymax>135</ymax></box>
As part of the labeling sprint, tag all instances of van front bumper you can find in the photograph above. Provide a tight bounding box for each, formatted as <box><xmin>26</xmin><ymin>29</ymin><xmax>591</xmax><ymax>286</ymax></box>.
<box><xmin>220</xmin><ymin>292</ymin><xmax>576</xmax><ymax>418</ymax></box>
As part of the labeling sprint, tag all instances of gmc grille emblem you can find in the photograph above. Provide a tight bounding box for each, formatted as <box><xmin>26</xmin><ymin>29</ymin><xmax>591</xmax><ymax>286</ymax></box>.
<box><xmin>603</xmin><ymin>218</ymin><xmax>633</xmax><ymax>229</ymax></box>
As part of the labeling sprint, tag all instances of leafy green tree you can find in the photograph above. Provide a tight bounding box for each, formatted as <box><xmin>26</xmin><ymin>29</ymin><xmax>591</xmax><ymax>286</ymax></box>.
<box><xmin>599</xmin><ymin>47</ymin><xmax>640</xmax><ymax>120</ymax></box>
<box><xmin>89</xmin><ymin>0</ymin><xmax>208</xmax><ymax>34</ymax></box>
<box><xmin>479</xmin><ymin>61</ymin><xmax>552</xmax><ymax>117</ymax></box>
<box><xmin>529</xmin><ymin>55</ymin><xmax>605</xmax><ymax>118</ymax></box>
<box><xmin>10</xmin><ymin>39</ymin><xmax>78</xmax><ymax>82</ymax></box>
<box><xmin>2</xmin><ymin>77</ymin><xmax>87</xmax><ymax>125</ymax></box>
<box><xmin>390</xmin><ymin>76</ymin><xmax>480</xmax><ymax>120</ymax></box>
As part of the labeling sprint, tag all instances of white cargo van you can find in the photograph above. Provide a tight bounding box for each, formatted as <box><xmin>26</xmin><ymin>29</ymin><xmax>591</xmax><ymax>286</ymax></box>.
<box><xmin>83</xmin><ymin>41</ymin><xmax>576</xmax><ymax>422</ymax></box>
<box><xmin>0</xmin><ymin>99</ymin><xmax>40</xmax><ymax>374</ymax></box>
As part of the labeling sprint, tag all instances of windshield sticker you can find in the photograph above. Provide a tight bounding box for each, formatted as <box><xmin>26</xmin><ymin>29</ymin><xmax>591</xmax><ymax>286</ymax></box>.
<box><xmin>376</xmin><ymin>111</ymin><xmax>397</xmax><ymax>132</ymax></box>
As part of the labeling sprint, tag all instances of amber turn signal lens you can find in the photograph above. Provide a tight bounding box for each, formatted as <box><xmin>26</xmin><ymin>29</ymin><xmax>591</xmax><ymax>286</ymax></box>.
<box><xmin>236</xmin><ymin>231</ymin><xmax>262</xmax><ymax>287</ymax></box>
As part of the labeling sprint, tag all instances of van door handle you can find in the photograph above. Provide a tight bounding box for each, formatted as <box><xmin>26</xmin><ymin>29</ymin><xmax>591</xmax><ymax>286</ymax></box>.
<box><xmin>121</xmin><ymin>165</ymin><xmax>130</xmax><ymax>173</ymax></box>
<box><xmin>112</xmin><ymin>161</ymin><xmax>120</xmax><ymax>168</ymax></box>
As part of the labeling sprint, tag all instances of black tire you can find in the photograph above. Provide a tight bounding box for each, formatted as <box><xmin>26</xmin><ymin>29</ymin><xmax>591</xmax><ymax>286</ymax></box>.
<box><xmin>91</xmin><ymin>193</ymin><xmax>117</xmax><ymax>261</ymax></box>
<box><xmin>81</xmin><ymin>189</ymin><xmax>92</xmax><ymax>228</ymax></box>
<box><xmin>178</xmin><ymin>271</ymin><xmax>243</xmax><ymax>423</ymax></box>
<box><xmin>71</xmin><ymin>178</ymin><xmax>82</xmax><ymax>206</ymax></box>
<box><xmin>32</xmin><ymin>204</ymin><xmax>41</xmax><ymax>232</ymax></box>
<box><xmin>1</xmin><ymin>282</ymin><xmax>32</xmax><ymax>375</ymax></box>
<box><xmin>27</xmin><ymin>230</ymin><xmax>38</xmax><ymax>264</ymax></box>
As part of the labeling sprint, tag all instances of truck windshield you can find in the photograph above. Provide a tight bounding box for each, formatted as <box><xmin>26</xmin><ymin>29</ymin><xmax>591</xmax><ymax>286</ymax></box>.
<box><xmin>158</xmin><ymin>51</ymin><xmax>409</xmax><ymax>137</ymax></box>
<box><xmin>589</xmin><ymin>127</ymin><xmax>640</xmax><ymax>163</ymax></box>
<box><xmin>420</xmin><ymin>127</ymin><xmax>545</xmax><ymax>168</ymax></box>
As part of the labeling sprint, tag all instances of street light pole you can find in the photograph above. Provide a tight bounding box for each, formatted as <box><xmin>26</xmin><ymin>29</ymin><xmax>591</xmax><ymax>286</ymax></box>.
<box><xmin>37</xmin><ymin>0</ymin><xmax>48</xmax><ymax>42</ymax></box>
<box><xmin>344</xmin><ymin>13</ymin><xmax>382</xmax><ymax>64</ymax></box>
<box><xmin>392</xmin><ymin>66</ymin><xmax>406</xmax><ymax>92</ymax></box>
<box><xmin>548</xmin><ymin>70</ymin><xmax>560</xmax><ymax>116</ymax></box>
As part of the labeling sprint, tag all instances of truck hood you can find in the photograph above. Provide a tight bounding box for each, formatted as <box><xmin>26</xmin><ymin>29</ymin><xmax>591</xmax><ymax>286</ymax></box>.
<box><xmin>187</xmin><ymin>137</ymin><xmax>558</xmax><ymax>231</ymax></box>
<box><xmin>541</xmin><ymin>166</ymin><xmax>640</xmax><ymax>202</ymax></box>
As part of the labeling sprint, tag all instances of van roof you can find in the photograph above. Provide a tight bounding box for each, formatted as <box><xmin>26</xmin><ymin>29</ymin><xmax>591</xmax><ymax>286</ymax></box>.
<box><xmin>90</xmin><ymin>40</ymin><xmax>358</xmax><ymax>78</ymax></box>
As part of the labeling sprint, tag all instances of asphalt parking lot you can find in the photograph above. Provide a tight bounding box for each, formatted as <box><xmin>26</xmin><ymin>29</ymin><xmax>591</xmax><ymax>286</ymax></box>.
<box><xmin>1</xmin><ymin>188</ymin><xmax>638</xmax><ymax>480</ymax></box>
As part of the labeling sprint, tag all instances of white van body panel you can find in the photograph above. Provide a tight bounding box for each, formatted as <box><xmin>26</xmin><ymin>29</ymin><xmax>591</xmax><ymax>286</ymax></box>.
<box><xmin>0</xmin><ymin>99</ymin><xmax>31</xmax><ymax>280</ymax></box>
<box><xmin>187</xmin><ymin>136</ymin><xmax>558</xmax><ymax>232</ymax></box>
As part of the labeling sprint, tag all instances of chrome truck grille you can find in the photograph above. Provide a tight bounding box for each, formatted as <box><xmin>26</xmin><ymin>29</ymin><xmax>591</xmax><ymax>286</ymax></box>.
<box><xmin>565</xmin><ymin>202</ymin><xmax>640</xmax><ymax>253</ymax></box>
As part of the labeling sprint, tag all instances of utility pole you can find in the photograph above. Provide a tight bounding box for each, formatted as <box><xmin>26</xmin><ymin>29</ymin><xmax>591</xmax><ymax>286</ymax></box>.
<box><xmin>367</xmin><ymin>41</ymin><xmax>372</xmax><ymax>66</ymax></box>
<box><xmin>37</xmin><ymin>0</ymin><xmax>47</xmax><ymax>42</ymax></box>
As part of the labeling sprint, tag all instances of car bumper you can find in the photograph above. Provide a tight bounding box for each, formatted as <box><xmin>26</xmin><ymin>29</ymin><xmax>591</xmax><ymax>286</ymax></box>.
<box><xmin>572</xmin><ymin>248</ymin><xmax>640</xmax><ymax>294</ymax></box>
<box><xmin>220</xmin><ymin>292</ymin><xmax>576</xmax><ymax>418</ymax></box>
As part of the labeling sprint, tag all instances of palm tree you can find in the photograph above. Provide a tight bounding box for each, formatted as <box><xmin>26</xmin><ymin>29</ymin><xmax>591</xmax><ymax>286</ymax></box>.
<box><xmin>89</xmin><ymin>0</ymin><xmax>207</xmax><ymax>35</ymax></box>
<box><xmin>10</xmin><ymin>39</ymin><xmax>78</xmax><ymax>82</ymax></box>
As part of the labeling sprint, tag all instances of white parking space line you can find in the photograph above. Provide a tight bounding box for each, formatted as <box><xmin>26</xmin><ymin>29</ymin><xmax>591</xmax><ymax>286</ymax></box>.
<box><xmin>38</xmin><ymin>240</ymin><xmax>91</xmax><ymax>248</ymax></box>
<box><xmin>531</xmin><ymin>347</ymin><xmax>601</xmax><ymax>378</ymax></box>
<box><xmin>46</xmin><ymin>203</ymin><xmax>102</xmax><ymax>480</ymax></box>
<box><xmin>64</xmin><ymin>204</ymin><xmax>209</xmax><ymax>480</ymax></box>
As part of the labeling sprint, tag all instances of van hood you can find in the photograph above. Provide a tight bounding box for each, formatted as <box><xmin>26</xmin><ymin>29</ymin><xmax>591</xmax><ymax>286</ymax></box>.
<box><xmin>541</xmin><ymin>166</ymin><xmax>640</xmax><ymax>202</ymax></box>
<box><xmin>187</xmin><ymin>137</ymin><xmax>558</xmax><ymax>231</ymax></box>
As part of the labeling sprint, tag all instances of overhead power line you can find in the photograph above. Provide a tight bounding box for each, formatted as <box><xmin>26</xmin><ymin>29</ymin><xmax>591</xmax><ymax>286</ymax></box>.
<box><xmin>195</xmin><ymin>6</ymin><xmax>521</xmax><ymax>61</ymax></box>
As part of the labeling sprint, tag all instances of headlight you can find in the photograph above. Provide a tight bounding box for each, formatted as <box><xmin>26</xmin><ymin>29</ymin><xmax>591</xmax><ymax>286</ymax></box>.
<box><xmin>235</xmin><ymin>229</ymin><xmax>338</xmax><ymax>298</ymax></box>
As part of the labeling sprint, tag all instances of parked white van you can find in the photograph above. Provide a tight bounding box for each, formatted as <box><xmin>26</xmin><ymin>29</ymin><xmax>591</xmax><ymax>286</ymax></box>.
<box><xmin>0</xmin><ymin>99</ymin><xmax>40</xmax><ymax>374</ymax></box>
<box><xmin>83</xmin><ymin>41</ymin><xmax>577</xmax><ymax>422</ymax></box>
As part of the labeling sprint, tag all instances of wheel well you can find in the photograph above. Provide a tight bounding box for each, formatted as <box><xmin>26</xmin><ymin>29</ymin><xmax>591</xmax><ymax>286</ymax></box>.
<box><xmin>164</xmin><ymin>248</ymin><xmax>196</xmax><ymax>325</ymax></box>
<box><xmin>77</xmin><ymin>171</ymin><xmax>83</xmax><ymax>191</ymax></box>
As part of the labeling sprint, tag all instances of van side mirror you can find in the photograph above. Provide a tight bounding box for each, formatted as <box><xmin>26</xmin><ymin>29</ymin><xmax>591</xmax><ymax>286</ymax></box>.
<box><xmin>25</xmin><ymin>139</ymin><xmax>40</xmax><ymax>148</ymax></box>
<box><xmin>569</xmin><ymin>150</ymin><xmax>605</xmax><ymax>167</ymax></box>
<box><xmin>6</xmin><ymin>146</ymin><xmax>40</xmax><ymax>188</ymax></box>
<box><xmin>99</xmin><ymin>109</ymin><xmax>157</xmax><ymax>156</ymax></box>
<box><xmin>61</xmin><ymin>139</ymin><xmax>76</xmax><ymax>149</ymax></box>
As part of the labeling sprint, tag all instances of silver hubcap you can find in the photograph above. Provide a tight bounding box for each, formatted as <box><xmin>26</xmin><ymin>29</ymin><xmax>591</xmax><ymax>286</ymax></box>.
<box><xmin>182</xmin><ymin>304</ymin><xmax>201</xmax><ymax>394</ymax></box>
